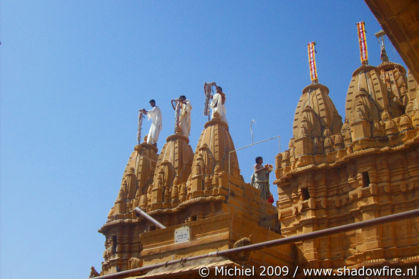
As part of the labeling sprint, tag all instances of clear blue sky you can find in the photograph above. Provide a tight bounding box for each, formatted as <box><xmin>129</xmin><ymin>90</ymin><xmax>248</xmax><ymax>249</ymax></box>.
<box><xmin>1</xmin><ymin>1</ymin><xmax>406</xmax><ymax>278</ymax></box>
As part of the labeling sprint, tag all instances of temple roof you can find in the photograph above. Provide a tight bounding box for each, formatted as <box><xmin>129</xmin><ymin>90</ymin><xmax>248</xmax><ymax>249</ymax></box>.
<box><xmin>377</xmin><ymin>60</ymin><xmax>408</xmax><ymax>116</ymax></box>
<box><xmin>293</xmin><ymin>83</ymin><xmax>342</xmax><ymax>139</ymax></box>
<box><xmin>191</xmin><ymin>116</ymin><xmax>241</xmax><ymax>179</ymax></box>
<box><xmin>345</xmin><ymin>65</ymin><xmax>387</xmax><ymax>124</ymax></box>
<box><xmin>152</xmin><ymin>133</ymin><xmax>193</xmax><ymax>186</ymax></box>
<box><xmin>106</xmin><ymin>143</ymin><xmax>157</xmax><ymax>221</ymax></box>
<box><xmin>146</xmin><ymin>132</ymin><xmax>194</xmax><ymax>210</ymax></box>
<box><xmin>345</xmin><ymin>62</ymin><xmax>409</xmax><ymax>124</ymax></box>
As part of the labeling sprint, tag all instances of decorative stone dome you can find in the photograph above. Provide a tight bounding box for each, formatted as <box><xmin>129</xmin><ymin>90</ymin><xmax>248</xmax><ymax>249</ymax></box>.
<box><xmin>377</xmin><ymin>60</ymin><xmax>408</xmax><ymax>116</ymax></box>
<box><xmin>107</xmin><ymin>143</ymin><xmax>158</xmax><ymax>220</ymax></box>
<box><xmin>406</xmin><ymin>71</ymin><xmax>419</xmax><ymax>116</ymax></box>
<box><xmin>188</xmin><ymin>115</ymin><xmax>241</xmax><ymax>198</ymax></box>
<box><xmin>345</xmin><ymin>65</ymin><xmax>388</xmax><ymax>124</ymax></box>
<box><xmin>147</xmin><ymin>132</ymin><xmax>193</xmax><ymax>210</ymax></box>
<box><xmin>293</xmin><ymin>83</ymin><xmax>342</xmax><ymax>140</ymax></box>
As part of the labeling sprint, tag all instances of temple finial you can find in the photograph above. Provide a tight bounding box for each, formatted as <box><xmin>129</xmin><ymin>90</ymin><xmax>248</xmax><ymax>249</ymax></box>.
<box><xmin>356</xmin><ymin>21</ymin><xmax>369</xmax><ymax>65</ymax></box>
<box><xmin>375</xmin><ymin>30</ymin><xmax>389</xmax><ymax>63</ymax></box>
<box><xmin>307</xmin><ymin>42</ymin><xmax>318</xmax><ymax>84</ymax></box>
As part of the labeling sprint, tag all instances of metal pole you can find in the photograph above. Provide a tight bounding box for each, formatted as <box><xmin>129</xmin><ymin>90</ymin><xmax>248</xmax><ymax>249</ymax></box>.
<box><xmin>134</xmin><ymin>207</ymin><xmax>166</xmax><ymax>229</ymax></box>
<box><xmin>227</xmin><ymin>135</ymin><xmax>280</xmax><ymax>200</ymax></box>
<box><xmin>228</xmin><ymin>135</ymin><xmax>280</xmax><ymax>175</ymax></box>
<box><xmin>137</xmin><ymin>112</ymin><xmax>143</xmax><ymax>145</ymax></box>
<box><xmin>92</xmin><ymin>208</ymin><xmax>419</xmax><ymax>279</ymax></box>
<box><xmin>250</xmin><ymin>119</ymin><xmax>255</xmax><ymax>144</ymax></box>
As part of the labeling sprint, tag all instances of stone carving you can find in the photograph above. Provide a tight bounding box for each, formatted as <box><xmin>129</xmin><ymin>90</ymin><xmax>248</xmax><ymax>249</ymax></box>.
<box><xmin>372</xmin><ymin>121</ymin><xmax>385</xmax><ymax>137</ymax></box>
<box><xmin>354</xmin><ymin>89</ymin><xmax>379</xmax><ymax>122</ymax></box>
<box><xmin>399</xmin><ymin>115</ymin><xmax>412</xmax><ymax>131</ymax></box>
<box><xmin>89</xmin><ymin>266</ymin><xmax>100</xmax><ymax>278</ymax></box>
<box><xmin>341</xmin><ymin>120</ymin><xmax>352</xmax><ymax>146</ymax></box>
<box><xmin>333</xmin><ymin>134</ymin><xmax>344</xmax><ymax>150</ymax></box>
<box><xmin>146</xmin><ymin>132</ymin><xmax>193</xmax><ymax>210</ymax></box>
<box><xmin>381</xmin><ymin>111</ymin><xmax>398</xmax><ymax>135</ymax></box>
<box><xmin>298</xmin><ymin>106</ymin><xmax>322</xmax><ymax>138</ymax></box>
<box><xmin>323</xmin><ymin>128</ymin><xmax>334</xmax><ymax>153</ymax></box>
<box><xmin>113</xmin><ymin>168</ymin><xmax>138</xmax><ymax>215</ymax></box>
<box><xmin>378</xmin><ymin>61</ymin><xmax>408</xmax><ymax>117</ymax></box>
<box><xmin>127</xmin><ymin>257</ymin><xmax>142</xmax><ymax>269</ymax></box>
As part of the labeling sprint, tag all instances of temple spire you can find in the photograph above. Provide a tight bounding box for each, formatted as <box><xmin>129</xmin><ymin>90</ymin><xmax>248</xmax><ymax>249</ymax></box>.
<box><xmin>375</xmin><ymin>30</ymin><xmax>389</xmax><ymax>63</ymax></box>
<box><xmin>307</xmin><ymin>41</ymin><xmax>318</xmax><ymax>83</ymax></box>
<box><xmin>356</xmin><ymin>21</ymin><xmax>369</xmax><ymax>65</ymax></box>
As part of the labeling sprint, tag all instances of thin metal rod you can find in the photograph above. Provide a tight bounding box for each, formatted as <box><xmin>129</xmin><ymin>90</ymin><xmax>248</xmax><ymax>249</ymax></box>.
<box><xmin>228</xmin><ymin>135</ymin><xmax>280</xmax><ymax>176</ymax></box>
<box><xmin>227</xmin><ymin>135</ymin><xmax>280</xmax><ymax>200</ymax></box>
<box><xmin>250</xmin><ymin>119</ymin><xmax>255</xmax><ymax>144</ymax></box>
<box><xmin>235</xmin><ymin>135</ymin><xmax>280</xmax><ymax>153</ymax></box>
<box><xmin>134</xmin><ymin>207</ymin><xmax>166</xmax><ymax>229</ymax></box>
<box><xmin>92</xmin><ymin>208</ymin><xmax>419</xmax><ymax>279</ymax></box>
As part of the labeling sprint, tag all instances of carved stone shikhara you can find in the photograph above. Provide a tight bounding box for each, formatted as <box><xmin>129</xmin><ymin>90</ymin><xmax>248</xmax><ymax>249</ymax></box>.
<box><xmin>98</xmin><ymin>113</ymin><xmax>286</xmax><ymax>275</ymax></box>
<box><xmin>275</xmin><ymin>60</ymin><xmax>419</xmax><ymax>270</ymax></box>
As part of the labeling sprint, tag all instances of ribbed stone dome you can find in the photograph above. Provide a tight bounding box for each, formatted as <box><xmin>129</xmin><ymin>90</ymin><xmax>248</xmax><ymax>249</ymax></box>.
<box><xmin>377</xmin><ymin>60</ymin><xmax>408</xmax><ymax>117</ymax></box>
<box><xmin>107</xmin><ymin>143</ymin><xmax>158</xmax><ymax>220</ymax></box>
<box><xmin>345</xmin><ymin>65</ymin><xmax>388</xmax><ymax>124</ymax></box>
<box><xmin>293</xmin><ymin>83</ymin><xmax>342</xmax><ymax>139</ymax></box>
<box><xmin>147</xmin><ymin>132</ymin><xmax>193</xmax><ymax>210</ymax></box>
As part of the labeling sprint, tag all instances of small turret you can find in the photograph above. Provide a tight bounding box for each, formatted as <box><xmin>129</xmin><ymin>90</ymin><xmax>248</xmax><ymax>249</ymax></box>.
<box><xmin>147</xmin><ymin>131</ymin><xmax>193</xmax><ymax>210</ymax></box>
<box><xmin>100</xmin><ymin>142</ymin><xmax>158</xmax><ymax>274</ymax></box>
<box><xmin>107</xmin><ymin>143</ymin><xmax>158</xmax><ymax>220</ymax></box>
<box><xmin>292</xmin><ymin>83</ymin><xmax>342</xmax><ymax>157</ymax></box>
<box><xmin>188</xmin><ymin>113</ymin><xmax>241</xmax><ymax>198</ymax></box>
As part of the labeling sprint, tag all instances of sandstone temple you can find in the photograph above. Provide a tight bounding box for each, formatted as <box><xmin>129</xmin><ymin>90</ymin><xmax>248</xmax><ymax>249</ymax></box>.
<box><xmin>91</xmin><ymin>1</ymin><xmax>419</xmax><ymax>278</ymax></box>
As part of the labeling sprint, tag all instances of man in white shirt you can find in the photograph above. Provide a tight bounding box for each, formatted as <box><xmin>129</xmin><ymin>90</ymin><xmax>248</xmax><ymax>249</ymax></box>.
<box><xmin>140</xmin><ymin>99</ymin><xmax>162</xmax><ymax>145</ymax></box>
<box><xmin>172</xmin><ymin>95</ymin><xmax>192</xmax><ymax>137</ymax></box>
<box><xmin>210</xmin><ymin>86</ymin><xmax>227</xmax><ymax>122</ymax></box>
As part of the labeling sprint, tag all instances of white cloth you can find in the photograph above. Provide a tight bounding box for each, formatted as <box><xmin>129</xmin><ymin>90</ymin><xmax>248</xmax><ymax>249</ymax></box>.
<box><xmin>146</xmin><ymin>106</ymin><xmax>162</xmax><ymax>144</ymax></box>
<box><xmin>210</xmin><ymin>93</ymin><xmax>226</xmax><ymax>122</ymax></box>
<box><xmin>178</xmin><ymin>100</ymin><xmax>192</xmax><ymax>137</ymax></box>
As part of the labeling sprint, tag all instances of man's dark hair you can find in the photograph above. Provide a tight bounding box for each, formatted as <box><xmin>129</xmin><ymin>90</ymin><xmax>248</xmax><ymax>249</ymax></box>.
<box><xmin>216</xmin><ymin>86</ymin><xmax>222</xmax><ymax>92</ymax></box>
<box><xmin>149</xmin><ymin>99</ymin><xmax>156</xmax><ymax>104</ymax></box>
<box><xmin>179</xmin><ymin>95</ymin><xmax>186</xmax><ymax>100</ymax></box>
<box><xmin>255</xmin><ymin>156</ymin><xmax>263</xmax><ymax>163</ymax></box>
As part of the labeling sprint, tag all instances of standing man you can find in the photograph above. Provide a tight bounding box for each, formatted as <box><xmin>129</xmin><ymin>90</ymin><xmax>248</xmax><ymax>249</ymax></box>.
<box><xmin>171</xmin><ymin>95</ymin><xmax>192</xmax><ymax>137</ymax></box>
<box><xmin>140</xmin><ymin>99</ymin><xmax>162</xmax><ymax>146</ymax></box>
<box><xmin>210</xmin><ymin>86</ymin><xmax>227</xmax><ymax>122</ymax></box>
<box><xmin>251</xmin><ymin>156</ymin><xmax>272</xmax><ymax>200</ymax></box>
